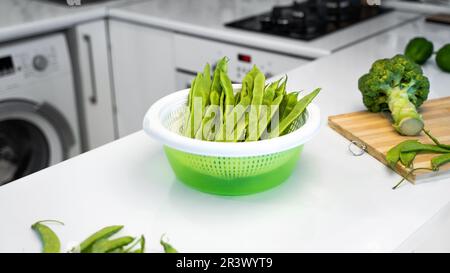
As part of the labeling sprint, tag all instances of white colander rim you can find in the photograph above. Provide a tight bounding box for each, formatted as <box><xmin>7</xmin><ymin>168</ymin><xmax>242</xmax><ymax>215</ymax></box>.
<box><xmin>143</xmin><ymin>84</ymin><xmax>321</xmax><ymax>157</ymax></box>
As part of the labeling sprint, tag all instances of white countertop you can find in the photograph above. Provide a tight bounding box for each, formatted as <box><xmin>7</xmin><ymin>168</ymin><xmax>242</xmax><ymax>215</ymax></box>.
<box><xmin>1</xmin><ymin>18</ymin><xmax>449</xmax><ymax>253</ymax></box>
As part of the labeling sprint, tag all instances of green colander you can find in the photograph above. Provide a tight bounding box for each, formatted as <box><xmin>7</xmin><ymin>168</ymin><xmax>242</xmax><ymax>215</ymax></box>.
<box><xmin>143</xmin><ymin>85</ymin><xmax>321</xmax><ymax>196</ymax></box>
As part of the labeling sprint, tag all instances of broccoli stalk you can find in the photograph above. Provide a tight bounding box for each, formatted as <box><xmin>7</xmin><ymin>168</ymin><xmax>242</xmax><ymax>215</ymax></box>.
<box><xmin>358</xmin><ymin>55</ymin><xmax>430</xmax><ymax>136</ymax></box>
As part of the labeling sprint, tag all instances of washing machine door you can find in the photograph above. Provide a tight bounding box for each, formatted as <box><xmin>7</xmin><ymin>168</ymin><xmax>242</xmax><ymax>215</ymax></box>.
<box><xmin>0</xmin><ymin>100</ymin><xmax>75</xmax><ymax>186</ymax></box>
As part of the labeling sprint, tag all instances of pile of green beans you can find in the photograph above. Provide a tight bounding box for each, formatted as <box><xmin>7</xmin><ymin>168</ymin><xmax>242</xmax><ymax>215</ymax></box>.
<box><xmin>31</xmin><ymin>221</ymin><xmax>177</xmax><ymax>254</ymax></box>
<box><xmin>182</xmin><ymin>57</ymin><xmax>321</xmax><ymax>142</ymax></box>
<box><xmin>386</xmin><ymin>129</ymin><xmax>450</xmax><ymax>189</ymax></box>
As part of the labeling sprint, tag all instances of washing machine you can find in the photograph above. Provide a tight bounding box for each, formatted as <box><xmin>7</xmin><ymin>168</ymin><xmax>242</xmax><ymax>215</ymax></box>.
<box><xmin>0</xmin><ymin>33</ymin><xmax>82</xmax><ymax>186</ymax></box>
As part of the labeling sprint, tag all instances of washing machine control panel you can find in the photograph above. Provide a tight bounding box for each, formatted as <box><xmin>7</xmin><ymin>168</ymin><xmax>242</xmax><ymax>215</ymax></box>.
<box><xmin>0</xmin><ymin>34</ymin><xmax>71</xmax><ymax>92</ymax></box>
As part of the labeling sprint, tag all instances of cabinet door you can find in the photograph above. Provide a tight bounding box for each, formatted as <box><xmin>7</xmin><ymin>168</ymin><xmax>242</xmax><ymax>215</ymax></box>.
<box><xmin>71</xmin><ymin>20</ymin><xmax>116</xmax><ymax>150</ymax></box>
<box><xmin>109</xmin><ymin>19</ymin><xmax>175</xmax><ymax>138</ymax></box>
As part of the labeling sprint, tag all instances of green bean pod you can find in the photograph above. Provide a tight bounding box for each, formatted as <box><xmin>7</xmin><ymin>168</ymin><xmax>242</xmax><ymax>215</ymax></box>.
<box><xmin>79</xmin><ymin>225</ymin><xmax>123</xmax><ymax>253</ymax></box>
<box><xmin>31</xmin><ymin>220</ymin><xmax>63</xmax><ymax>253</ymax></box>
<box><xmin>91</xmin><ymin>236</ymin><xmax>135</xmax><ymax>253</ymax></box>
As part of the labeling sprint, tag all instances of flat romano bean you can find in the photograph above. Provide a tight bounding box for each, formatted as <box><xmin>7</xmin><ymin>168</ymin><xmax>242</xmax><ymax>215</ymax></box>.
<box><xmin>227</xmin><ymin>94</ymin><xmax>252</xmax><ymax>141</ymax></box>
<box><xmin>184</xmin><ymin>73</ymin><xmax>202</xmax><ymax>137</ymax></box>
<box><xmin>258</xmin><ymin>94</ymin><xmax>284</xmax><ymax>140</ymax></box>
<box><xmin>91</xmin><ymin>236</ymin><xmax>135</xmax><ymax>253</ymax></box>
<box><xmin>196</xmin><ymin>91</ymin><xmax>220</xmax><ymax>140</ymax></box>
<box><xmin>211</xmin><ymin>57</ymin><xmax>227</xmax><ymax>94</ymax></box>
<box><xmin>275</xmin><ymin>76</ymin><xmax>287</xmax><ymax>98</ymax></box>
<box><xmin>183</xmin><ymin>77</ymin><xmax>197</xmax><ymax>135</ymax></box>
<box><xmin>279</xmin><ymin>92</ymin><xmax>299</xmax><ymax>120</ymax></box>
<box><xmin>31</xmin><ymin>220</ymin><xmax>63</xmax><ymax>253</ymax></box>
<box><xmin>270</xmin><ymin>88</ymin><xmax>321</xmax><ymax>138</ymax></box>
<box><xmin>234</xmin><ymin>91</ymin><xmax>241</xmax><ymax>105</ymax></box>
<box><xmin>262</xmin><ymin>80</ymin><xmax>280</xmax><ymax>106</ymax></box>
<box><xmin>214</xmin><ymin>73</ymin><xmax>235</xmax><ymax>141</ymax></box>
<box><xmin>431</xmin><ymin>153</ymin><xmax>450</xmax><ymax>170</ymax></box>
<box><xmin>246</xmin><ymin>72</ymin><xmax>265</xmax><ymax>141</ymax></box>
<box><xmin>79</xmin><ymin>225</ymin><xmax>123</xmax><ymax>253</ymax></box>
<box><xmin>213</xmin><ymin>91</ymin><xmax>226</xmax><ymax>141</ymax></box>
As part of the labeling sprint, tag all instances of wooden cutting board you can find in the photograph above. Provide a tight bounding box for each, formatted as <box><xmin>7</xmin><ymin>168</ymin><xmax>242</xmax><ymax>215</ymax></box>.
<box><xmin>328</xmin><ymin>96</ymin><xmax>450</xmax><ymax>183</ymax></box>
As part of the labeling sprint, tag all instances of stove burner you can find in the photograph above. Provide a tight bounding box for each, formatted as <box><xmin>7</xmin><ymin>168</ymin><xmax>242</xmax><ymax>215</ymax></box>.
<box><xmin>225</xmin><ymin>1</ymin><xmax>391</xmax><ymax>41</ymax></box>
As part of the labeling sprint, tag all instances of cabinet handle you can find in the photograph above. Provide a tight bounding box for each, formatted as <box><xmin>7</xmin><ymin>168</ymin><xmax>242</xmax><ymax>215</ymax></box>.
<box><xmin>83</xmin><ymin>34</ymin><xmax>98</xmax><ymax>105</ymax></box>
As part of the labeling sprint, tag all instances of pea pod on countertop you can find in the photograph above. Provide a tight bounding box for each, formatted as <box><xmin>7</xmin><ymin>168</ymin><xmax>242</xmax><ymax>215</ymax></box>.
<box><xmin>31</xmin><ymin>220</ymin><xmax>64</xmax><ymax>253</ymax></box>
<box><xmin>160</xmin><ymin>236</ymin><xmax>178</xmax><ymax>253</ymax></box>
<box><xmin>91</xmin><ymin>236</ymin><xmax>135</xmax><ymax>253</ymax></box>
<box><xmin>79</xmin><ymin>225</ymin><xmax>123</xmax><ymax>253</ymax></box>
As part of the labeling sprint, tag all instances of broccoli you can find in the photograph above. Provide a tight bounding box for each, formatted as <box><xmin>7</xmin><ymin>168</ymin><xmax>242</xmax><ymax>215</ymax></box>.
<box><xmin>358</xmin><ymin>54</ymin><xmax>430</xmax><ymax>136</ymax></box>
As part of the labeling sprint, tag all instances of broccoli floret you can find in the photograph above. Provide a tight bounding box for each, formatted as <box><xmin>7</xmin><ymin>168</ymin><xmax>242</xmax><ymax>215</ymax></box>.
<box><xmin>358</xmin><ymin>54</ymin><xmax>430</xmax><ymax>136</ymax></box>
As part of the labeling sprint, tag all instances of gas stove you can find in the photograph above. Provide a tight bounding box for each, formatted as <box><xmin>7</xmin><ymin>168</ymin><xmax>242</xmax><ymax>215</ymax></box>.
<box><xmin>225</xmin><ymin>0</ymin><xmax>392</xmax><ymax>41</ymax></box>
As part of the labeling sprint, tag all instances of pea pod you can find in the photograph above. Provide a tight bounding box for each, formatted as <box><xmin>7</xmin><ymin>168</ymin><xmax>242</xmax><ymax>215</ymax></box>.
<box><xmin>386</xmin><ymin>140</ymin><xmax>419</xmax><ymax>167</ymax></box>
<box><xmin>122</xmin><ymin>235</ymin><xmax>146</xmax><ymax>253</ymax></box>
<box><xmin>431</xmin><ymin>153</ymin><xmax>450</xmax><ymax>171</ymax></box>
<box><xmin>31</xmin><ymin>220</ymin><xmax>63</xmax><ymax>253</ymax></box>
<box><xmin>79</xmin><ymin>225</ymin><xmax>123</xmax><ymax>253</ymax></box>
<box><xmin>270</xmin><ymin>88</ymin><xmax>321</xmax><ymax>138</ymax></box>
<box><xmin>160</xmin><ymin>236</ymin><xmax>178</xmax><ymax>253</ymax></box>
<box><xmin>401</xmin><ymin>143</ymin><xmax>450</xmax><ymax>154</ymax></box>
<box><xmin>399</xmin><ymin>151</ymin><xmax>416</xmax><ymax>168</ymax></box>
<box><xmin>91</xmin><ymin>236</ymin><xmax>134</xmax><ymax>253</ymax></box>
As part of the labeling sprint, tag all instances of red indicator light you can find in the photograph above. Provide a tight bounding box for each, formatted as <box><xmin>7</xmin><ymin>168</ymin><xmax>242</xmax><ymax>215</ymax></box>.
<box><xmin>238</xmin><ymin>54</ymin><xmax>252</xmax><ymax>63</ymax></box>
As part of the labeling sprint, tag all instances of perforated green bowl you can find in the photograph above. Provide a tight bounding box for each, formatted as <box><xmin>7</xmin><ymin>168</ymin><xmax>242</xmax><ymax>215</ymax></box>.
<box><xmin>163</xmin><ymin>146</ymin><xmax>303</xmax><ymax>195</ymax></box>
<box><xmin>143</xmin><ymin>85</ymin><xmax>321</xmax><ymax>196</ymax></box>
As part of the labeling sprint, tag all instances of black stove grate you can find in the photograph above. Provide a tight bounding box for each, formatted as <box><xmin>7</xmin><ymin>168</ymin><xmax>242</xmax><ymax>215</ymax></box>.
<box><xmin>225</xmin><ymin>3</ymin><xmax>392</xmax><ymax>41</ymax></box>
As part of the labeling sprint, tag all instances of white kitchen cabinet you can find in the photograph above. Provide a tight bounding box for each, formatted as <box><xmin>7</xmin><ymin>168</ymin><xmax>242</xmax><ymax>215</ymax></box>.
<box><xmin>108</xmin><ymin>19</ymin><xmax>176</xmax><ymax>138</ymax></box>
<box><xmin>69</xmin><ymin>20</ymin><xmax>116</xmax><ymax>150</ymax></box>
